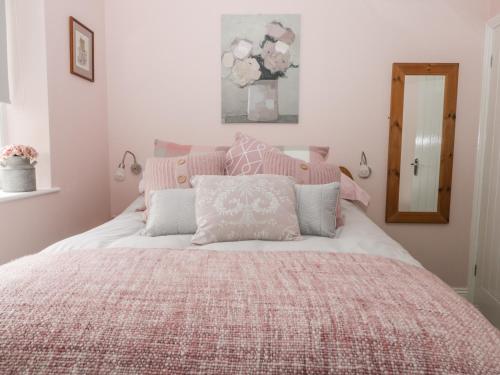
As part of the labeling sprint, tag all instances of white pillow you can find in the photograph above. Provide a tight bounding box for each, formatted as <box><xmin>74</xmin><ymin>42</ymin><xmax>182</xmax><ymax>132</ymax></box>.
<box><xmin>142</xmin><ymin>189</ymin><xmax>197</xmax><ymax>236</ymax></box>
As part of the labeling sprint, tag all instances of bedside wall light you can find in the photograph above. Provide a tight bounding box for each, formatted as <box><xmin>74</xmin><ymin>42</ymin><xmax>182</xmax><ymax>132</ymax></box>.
<box><xmin>358</xmin><ymin>151</ymin><xmax>372</xmax><ymax>179</ymax></box>
<box><xmin>114</xmin><ymin>150</ymin><xmax>142</xmax><ymax>182</ymax></box>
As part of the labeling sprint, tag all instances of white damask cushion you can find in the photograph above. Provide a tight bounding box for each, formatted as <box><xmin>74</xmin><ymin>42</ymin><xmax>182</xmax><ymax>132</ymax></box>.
<box><xmin>191</xmin><ymin>175</ymin><xmax>301</xmax><ymax>245</ymax></box>
<box><xmin>143</xmin><ymin>189</ymin><xmax>197</xmax><ymax>236</ymax></box>
<box><xmin>295</xmin><ymin>182</ymin><xmax>340</xmax><ymax>238</ymax></box>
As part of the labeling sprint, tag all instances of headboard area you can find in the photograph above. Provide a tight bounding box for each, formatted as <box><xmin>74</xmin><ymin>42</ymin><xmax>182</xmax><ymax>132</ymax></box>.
<box><xmin>340</xmin><ymin>166</ymin><xmax>353</xmax><ymax>180</ymax></box>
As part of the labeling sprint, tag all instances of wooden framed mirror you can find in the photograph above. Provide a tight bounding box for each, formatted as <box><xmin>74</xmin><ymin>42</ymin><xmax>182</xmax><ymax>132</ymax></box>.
<box><xmin>386</xmin><ymin>63</ymin><xmax>459</xmax><ymax>223</ymax></box>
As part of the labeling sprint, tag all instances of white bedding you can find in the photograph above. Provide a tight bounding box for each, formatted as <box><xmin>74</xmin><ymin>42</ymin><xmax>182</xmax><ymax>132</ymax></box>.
<box><xmin>43</xmin><ymin>197</ymin><xmax>421</xmax><ymax>267</ymax></box>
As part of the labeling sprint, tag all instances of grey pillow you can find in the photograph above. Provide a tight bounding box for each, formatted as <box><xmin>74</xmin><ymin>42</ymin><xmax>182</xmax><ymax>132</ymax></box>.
<box><xmin>295</xmin><ymin>182</ymin><xmax>340</xmax><ymax>238</ymax></box>
<box><xmin>143</xmin><ymin>189</ymin><xmax>197</xmax><ymax>236</ymax></box>
<box><xmin>143</xmin><ymin>182</ymin><xmax>340</xmax><ymax>238</ymax></box>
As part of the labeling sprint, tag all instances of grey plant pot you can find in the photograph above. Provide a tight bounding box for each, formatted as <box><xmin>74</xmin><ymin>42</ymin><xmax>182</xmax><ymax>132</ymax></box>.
<box><xmin>1</xmin><ymin>156</ymin><xmax>37</xmax><ymax>192</ymax></box>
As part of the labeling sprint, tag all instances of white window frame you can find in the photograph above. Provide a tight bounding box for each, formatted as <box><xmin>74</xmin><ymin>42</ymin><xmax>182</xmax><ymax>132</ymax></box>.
<box><xmin>0</xmin><ymin>103</ymin><xmax>6</xmax><ymax>147</ymax></box>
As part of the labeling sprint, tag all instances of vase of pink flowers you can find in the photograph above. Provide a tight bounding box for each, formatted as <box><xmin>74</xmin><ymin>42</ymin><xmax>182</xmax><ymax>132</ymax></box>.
<box><xmin>0</xmin><ymin>145</ymin><xmax>38</xmax><ymax>192</ymax></box>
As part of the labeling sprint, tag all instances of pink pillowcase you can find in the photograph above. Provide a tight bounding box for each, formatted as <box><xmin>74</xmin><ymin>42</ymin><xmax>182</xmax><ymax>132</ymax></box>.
<box><xmin>143</xmin><ymin>152</ymin><xmax>226</xmax><ymax>208</ymax></box>
<box><xmin>262</xmin><ymin>151</ymin><xmax>341</xmax><ymax>184</ymax></box>
<box><xmin>261</xmin><ymin>151</ymin><xmax>343</xmax><ymax>226</ymax></box>
<box><xmin>154</xmin><ymin>139</ymin><xmax>230</xmax><ymax>157</ymax></box>
<box><xmin>225</xmin><ymin>133</ymin><xmax>330</xmax><ymax>176</ymax></box>
<box><xmin>191</xmin><ymin>175</ymin><xmax>301</xmax><ymax>245</ymax></box>
<box><xmin>225</xmin><ymin>133</ymin><xmax>276</xmax><ymax>175</ymax></box>
<box><xmin>340</xmin><ymin>173</ymin><xmax>370</xmax><ymax>207</ymax></box>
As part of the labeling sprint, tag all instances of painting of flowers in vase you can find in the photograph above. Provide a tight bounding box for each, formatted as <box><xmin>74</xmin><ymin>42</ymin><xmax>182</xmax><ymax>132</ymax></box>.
<box><xmin>221</xmin><ymin>14</ymin><xmax>300</xmax><ymax>124</ymax></box>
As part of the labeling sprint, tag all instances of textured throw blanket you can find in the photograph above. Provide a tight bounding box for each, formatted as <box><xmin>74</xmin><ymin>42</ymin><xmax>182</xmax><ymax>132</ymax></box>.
<box><xmin>0</xmin><ymin>249</ymin><xmax>499</xmax><ymax>374</ymax></box>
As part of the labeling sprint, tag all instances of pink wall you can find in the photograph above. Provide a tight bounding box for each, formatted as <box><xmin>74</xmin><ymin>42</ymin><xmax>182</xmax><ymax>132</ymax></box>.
<box><xmin>105</xmin><ymin>0</ymin><xmax>488</xmax><ymax>288</ymax></box>
<box><xmin>489</xmin><ymin>0</ymin><xmax>500</xmax><ymax>17</ymax></box>
<box><xmin>0</xmin><ymin>0</ymin><xmax>110</xmax><ymax>264</ymax></box>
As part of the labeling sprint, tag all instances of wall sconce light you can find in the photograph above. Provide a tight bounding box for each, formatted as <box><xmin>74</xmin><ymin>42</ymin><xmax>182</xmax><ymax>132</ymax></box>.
<box><xmin>114</xmin><ymin>150</ymin><xmax>142</xmax><ymax>182</ymax></box>
<box><xmin>358</xmin><ymin>151</ymin><xmax>372</xmax><ymax>179</ymax></box>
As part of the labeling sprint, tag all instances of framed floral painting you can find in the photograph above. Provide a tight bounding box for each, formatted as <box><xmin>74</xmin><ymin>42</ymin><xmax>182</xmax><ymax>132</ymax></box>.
<box><xmin>221</xmin><ymin>14</ymin><xmax>300</xmax><ymax>124</ymax></box>
<box><xmin>69</xmin><ymin>17</ymin><xmax>94</xmax><ymax>82</ymax></box>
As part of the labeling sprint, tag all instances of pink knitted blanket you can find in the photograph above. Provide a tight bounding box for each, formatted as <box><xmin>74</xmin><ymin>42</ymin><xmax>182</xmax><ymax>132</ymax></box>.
<box><xmin>0</xmin><ymin>248</ymin><xmax>498</xmax><ymax>374</ymax></box>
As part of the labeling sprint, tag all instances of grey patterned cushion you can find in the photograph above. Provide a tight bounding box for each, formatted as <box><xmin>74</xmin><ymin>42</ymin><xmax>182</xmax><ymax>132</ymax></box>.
<box><xmin>143</xmin><ymin>189</ymin><xmax>197</xmax><ymax>236</ymax></box>
<box><xmin>295</xmin><ymin>182</ymin><xmax>340</xmax><ymax>238</ymax></box>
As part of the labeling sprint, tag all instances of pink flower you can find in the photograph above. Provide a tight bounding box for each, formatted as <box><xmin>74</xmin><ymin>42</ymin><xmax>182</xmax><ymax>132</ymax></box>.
<box><xmin>266</xmin><ymin>22</ymin><xmax>287</xmax><ymax>40</ymax></box>
<box><xmin>230</xmin><ymin>58</ymin><xmax>262</xmax><ymax>87</ymax></box>
<box><xmin>266</xmin><ymin>21</ymin><xmax>296</xmax><ymax>45</ymax></box>
<box><xmin>261</xmin><ymin>41</ymin><xmax>291</xmax><ymax>74</ymax></box>
<box><xmin>230</xmin><ymin>38</ymin><xmax>253</xmax><ymax>60</ymax></box>
<box><xmin>0</xmin><ymin>144</ymin><xmax>38</xmax><ymax>164</ymax></box>
<box><xmin>279</xmin><ymin>29</ymin><xmax>295</xmax><ymax>45</ymax></box>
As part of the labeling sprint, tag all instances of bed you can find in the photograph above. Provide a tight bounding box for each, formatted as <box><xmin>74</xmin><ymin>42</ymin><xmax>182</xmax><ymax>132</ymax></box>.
<box><xmin>0</xmin><ymin>197</ymin><xmax>499</xmax><ymax>374</ymax></box>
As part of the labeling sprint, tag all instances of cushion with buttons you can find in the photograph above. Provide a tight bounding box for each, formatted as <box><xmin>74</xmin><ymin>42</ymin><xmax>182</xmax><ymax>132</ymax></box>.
<box><xmin>143</xmin><ymin>152</ymin><xmax>226</xmax><ymax>209</ymax></box>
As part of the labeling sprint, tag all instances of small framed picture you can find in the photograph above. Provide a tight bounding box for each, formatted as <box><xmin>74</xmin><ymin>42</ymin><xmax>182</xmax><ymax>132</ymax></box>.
<box><xmin>69</xmin><ymin>17</ymin><xmax>94</xmax><ymax>82</ymax></box>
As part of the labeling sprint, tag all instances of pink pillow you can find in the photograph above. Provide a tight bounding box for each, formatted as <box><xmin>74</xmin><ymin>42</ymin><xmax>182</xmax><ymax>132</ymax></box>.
<box><xmin>225</xmin><ymin>133</ymin><xmax>277</xmax><ymax>175</ymax></box>
<box><xmin>154</xmin><ymin>139</ymin><xmax>230</xmax><ymax>157</ymax></box>
<box><xmin>262</xmin><ymin>151</ymin><xmax>341</xmax><ymax>184</ymax></box>
<box><xmin>261</xmin><ymin>151</ymin><xmax>343</xmax><ymax>226</ymax></box>
<box><xmin>191</xmin><ymin>175</ymin><xmax>301</xmax><ymax>245</ymax></box>
<box><xmin>340</xmin><ymin>173</ymin><xmax>370</xmax><ymax>207</ymax></box>
<box><xmin>143</xmin><ymin>152</ymin><xmax>226</xmax><ymax>209</ymax></box>
<box><xmin>225</xmin><ymin>133</ymin><xmax>330</xmax><ymax>176</ymax></box>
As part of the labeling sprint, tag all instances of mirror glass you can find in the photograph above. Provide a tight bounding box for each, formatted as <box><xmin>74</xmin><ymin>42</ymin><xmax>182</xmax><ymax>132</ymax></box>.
<box><xmin>398</xmin><ymin>75</ymin><xmax>445</xmax><ymax>212</ymax></box>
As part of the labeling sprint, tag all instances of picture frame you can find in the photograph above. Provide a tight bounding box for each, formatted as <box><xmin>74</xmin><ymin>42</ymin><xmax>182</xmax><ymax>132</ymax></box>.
<box><xmin>221</xmin><ymin>15</ymin><xmax>300</xmax><ymax>124</ymax></box>
<box><xmin>69</xmin><ymin>17</ymin><xmax>94</xmax><ymax>82</ymax></box>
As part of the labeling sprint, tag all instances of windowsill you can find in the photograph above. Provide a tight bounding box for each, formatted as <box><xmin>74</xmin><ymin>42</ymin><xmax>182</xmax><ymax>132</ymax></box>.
<box><xmin>0</xmin><ymin>187</ymin><xmax>60</xmax><ymax>203</ymax></box>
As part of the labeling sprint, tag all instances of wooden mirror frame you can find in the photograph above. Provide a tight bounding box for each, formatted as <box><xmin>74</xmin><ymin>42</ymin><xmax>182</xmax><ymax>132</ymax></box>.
<box><xmin>386</xmin><ymin>63</ymin><xmax>459</xmax><ymax>223</ymax></box>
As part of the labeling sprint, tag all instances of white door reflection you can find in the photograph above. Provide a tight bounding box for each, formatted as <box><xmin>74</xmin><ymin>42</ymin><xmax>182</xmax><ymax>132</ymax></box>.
<box><xmin>399</xmin><ymin>75</ymin><xmax>445</xmax><ymax>212</ymax></box>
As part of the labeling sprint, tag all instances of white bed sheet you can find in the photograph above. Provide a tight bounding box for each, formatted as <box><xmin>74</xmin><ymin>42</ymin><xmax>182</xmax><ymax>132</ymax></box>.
<box><xmin>43</xmin><ymin>197</ymin><xmax>420</xmax><ymax>267</ymax></box>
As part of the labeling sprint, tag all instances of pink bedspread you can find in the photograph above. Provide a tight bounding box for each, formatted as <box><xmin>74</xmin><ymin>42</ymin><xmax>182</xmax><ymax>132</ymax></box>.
<box><xmin>0</xmin><ymin>248</ymin><xmax>498</xmax><ymax>374</ymax></box>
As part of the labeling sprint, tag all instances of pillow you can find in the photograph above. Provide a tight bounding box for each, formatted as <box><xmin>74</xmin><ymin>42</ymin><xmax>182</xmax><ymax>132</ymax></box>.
<box><xmin>295</xmin><ymin>182</ymin><xmax>340</xmax><ymax>238</ymax></box>
<box><xmin>142</xmin><ymin>183</ymin><xmax>340</xmax><ymax>238</ymax></box>
<box><xmin>143</xmin><ymin>152</ymin><xmax>225</xmax><ymax>209</ymax></box>
<box><xmin>143</xmin><ymin>189</ymin><xmax>197</xmax><ymax>236</ymax></box>
<box><xmin>225</xmin><ymin>133</ymin><xmax>277</xmax><ymax>175</ymax></box>
<box><xmin>225</xmin><ymin>132</ymin><xmax>329</xmax><ymax>176</ymax></box>
<box><xmin>340</xmin><ymin>173</ymin><xmax>371</xmax><ymax>207</ymax></box>
<box><xmin>138</xmin><ymin>140</ymin><xmax>230</xmax><ymax>197</ymax></box>
<box><xmin>262</xmin><ymin>151</ymin><xmax>341</xmax><ymax>185</ymax></box>
<box><xmin>261</xmin><ymin>151</ymin><xmax>343</xmax><ymax>226</ymax></box>
<box><xmin>154</xmin><ymin>139</ymin><xmax>230</xmax><ymax>157</ymax></box>
<box><xmin>191</xmin><ymin>175</ymin><xmax>301</xmax><ymax>245</ymax></box>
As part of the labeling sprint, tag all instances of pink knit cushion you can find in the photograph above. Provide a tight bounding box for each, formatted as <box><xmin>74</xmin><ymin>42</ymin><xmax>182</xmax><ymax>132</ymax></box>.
<box><xmin>262</xmin><ymin>151</ymin><xmax>341</xmax><ymax>184</ymax></box>
<box><xmin>191</xmin><ymin>175</ymin><xmax>301</xmax><ymax>244</ymax></box>
<box><xmin>143</xmin><ymin>152</ymin><xmax>226</xmax><ymax>209</ymax></box>
<box><xmin>340</xmin><ymin>173</ymin><xmax>371</xmax><ymax>207</ymax></box>
<box><xmin>225</xmin><ymin>133</ymin><xmax>330</xmax><ymax>176</ymax></box>
<box><xmin>154</xmin><ymin>139</ymin><xmax>230</xmax><ymax>157</ymax></box>
<box><xmin>262</xmin><ymin>151</ymin><xmax>343</xmax><ymax>226</ymax></box>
